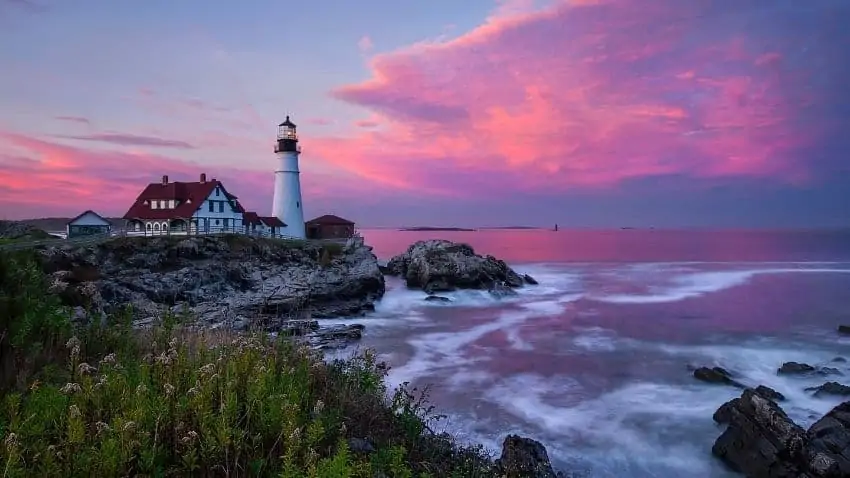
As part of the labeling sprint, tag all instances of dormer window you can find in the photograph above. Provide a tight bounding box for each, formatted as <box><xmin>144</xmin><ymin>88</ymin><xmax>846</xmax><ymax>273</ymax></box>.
<box><xmin>151</xmin><ymin>201</ymin><xmax>159</xmax><ymax>209</ymax></box>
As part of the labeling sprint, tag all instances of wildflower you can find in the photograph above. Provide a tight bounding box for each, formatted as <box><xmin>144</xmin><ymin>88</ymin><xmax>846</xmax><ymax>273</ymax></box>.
<box><xmin>99</xmin><ymin>353</ymin><xmax>116</xmax><ymax>365</ymax></box>
<box><xmin>95</xmin><ymin>421</ymin><xmax>111</xmax><ymax>436</ymax></box>
<box><xmin>180</xmin><ymin>430</ymin><xmax>199</xmax><ymax>445</ymax></box>
<box><xmin>136</xmin><ymin>384</ymin><xmax>147</xmax><ymax>395</ymax></box>
<box><xmin>77</xmin><ymin>362</ymin><xmax>97</xmax><ymax>375</ymax></box>
<box><xmin>164</xmin><ymin>383</ymin><xmax>175</xmax><ymax>396</ymax></box>
<box><xmin>313</xmin><ymin>400</ymin><xmax>324</xmax><ymax>415</ymax></box>
<box><xmin>122</xmin><ymin>421</ymin><xmax>136</xmax><ymax>432</ymax></box>
<box><xmin>187</xmin><ymin>387</ymin><xmax>199</xmax><ymax>397</ymax></box>
<box><xmin>289</xmin><ymin>427</ymin><xmax>301</xmax><ymax>441</ymax></box>
<box><xmin>154</xmin><ymin>352</ymin><xmax>171</xmax><ymax>366</ymax></box>
<box><xmin>65</xmin><ymin>336</ymin><xmax>80</xmax><ymax>350</ymax></box>
<box><xmin>60</xmin><ymin>382</ymin><xmax>82</xmax><ymax>395</ymax></box>
<box><xmin>66</xmin><ymin>336</ymin><xmax>81</xmax><ymax>361</ymax></box>
<box><xmin>198</xmin><ymin>363</ymin><xmax>215</xmax><ymax>375</ymax></box>
<box><xmin>69</xmin><ymin>405</ymin><xmax>81</xmax><ymax>418</ymax></box>
<box><xmin>94</xmin><ymin>375</ymin><xmax>107</xmax><ymax>389</ymax></box>
<box><xmin>4</xmin><ymin>433</ymin><xmax>18</xmax><ymax>449</ymax></box>
<box><xmin>29</xmin><ymin>380</ymin><xmax>41</xmax><ymax>391</ymax></box>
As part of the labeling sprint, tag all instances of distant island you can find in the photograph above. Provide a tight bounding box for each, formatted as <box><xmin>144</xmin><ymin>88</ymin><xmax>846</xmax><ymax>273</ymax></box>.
<box><xmin>399</xmin><ymin>227</ymin><xmax>477</xmax><ymax>232</ymax></box>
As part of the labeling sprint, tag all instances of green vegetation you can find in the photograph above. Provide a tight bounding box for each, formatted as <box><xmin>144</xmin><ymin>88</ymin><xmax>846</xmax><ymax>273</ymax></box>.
<box><xmin>0</xmin><ymin>250</ymin><xmax>496</xmax><ymax>477</ymax></box>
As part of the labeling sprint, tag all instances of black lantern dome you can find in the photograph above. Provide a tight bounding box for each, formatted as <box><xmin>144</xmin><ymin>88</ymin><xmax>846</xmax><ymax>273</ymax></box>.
<box><xmin>275</xmin><ymin>116</ymin><xmax>299</xmax><ymax>153</ymax></box>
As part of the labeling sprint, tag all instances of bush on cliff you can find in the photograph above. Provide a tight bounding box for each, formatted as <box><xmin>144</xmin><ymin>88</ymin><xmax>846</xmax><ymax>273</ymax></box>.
<box><xmin>0</xmin><ymin>251</ymin><xmax>495</xmax><ymax>477</ymax></box>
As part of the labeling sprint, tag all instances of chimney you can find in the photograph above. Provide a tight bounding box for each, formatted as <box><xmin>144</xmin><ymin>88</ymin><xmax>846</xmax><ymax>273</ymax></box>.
<box><xmin>200</xmin><ymin>173</ymin><xmax>206</xmax><ymax>183</ymax></box>
<box><xmin>162</xmin><ymin>175</ymin><xmax>168</xmax><ymax>185</ymax></box>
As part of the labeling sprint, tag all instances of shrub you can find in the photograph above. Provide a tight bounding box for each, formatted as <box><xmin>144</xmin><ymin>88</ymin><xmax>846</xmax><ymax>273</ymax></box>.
<box><xmin>0</xmin><ymin>252</ymin><xmax>499</xmax><ymax>477</ymax></box>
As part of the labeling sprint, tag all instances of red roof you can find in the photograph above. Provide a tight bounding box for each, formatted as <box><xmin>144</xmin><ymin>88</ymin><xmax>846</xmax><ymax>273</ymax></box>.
<box><xmin>260</xmin><ymin>216</ymin><xmax>285</xmax><ymax>227</ymax></box>
<box><xmin>243</xmin><ymin>212</ymin><xmax>286</xmax><ymax>227</ymax></box>
<box><xmin>123</xmin><ymin>179</ymin><xmax>242</xmax><ymax>220</ymax></box>
<box><xmin>306</xmin><ymin>214</ymin><xmax>355</xmax><ymax>226</ymax></box>
<box><xmin>243</xmin><ymin>211</ymin><xmax>261</xmax><ymax>225</ymax></box>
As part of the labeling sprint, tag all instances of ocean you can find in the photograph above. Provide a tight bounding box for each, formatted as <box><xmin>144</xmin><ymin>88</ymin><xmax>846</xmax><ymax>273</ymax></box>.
<box><xmin>333</xmin><ymin>229</ymin><xmax>850</xmax><ymax>477</ymax></box>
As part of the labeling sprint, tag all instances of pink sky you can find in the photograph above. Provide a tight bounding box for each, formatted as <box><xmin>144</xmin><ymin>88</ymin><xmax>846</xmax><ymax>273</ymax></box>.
<box><xmin>1</xmin><ymin>0</ymin><xmax>848</xmax><ymax>227</ymax></box>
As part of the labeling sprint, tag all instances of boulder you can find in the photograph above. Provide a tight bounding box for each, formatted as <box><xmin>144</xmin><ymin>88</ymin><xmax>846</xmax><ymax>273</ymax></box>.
<box><xmin>712</xmin><ymin>387</ymin><xmax>850</xmax><ymax>477</ymax></box>
<box><xmin>385</xmin><ymin>239</ymin><xmax>533</xmax><ymax>294</ymax></box>
<box><xmin>693</xmin><ymin>366</ymin><xmax>746</xmax><ymax>389</ymax></box>
<box><xmin>496</xmin><ymin>435</ymin><xmax>560</xmax><ymax>478</ymax></box>
<box><xmin>778</xmin><ymin>362</ymin><xmax>843</xmax><ymax>377</ymax></box>
<box><xmin>754</xmin><ymin>385</ymin><xmax>786</xmax><ymax>402</ymax></box>
<box><xmin>806</xmin><ymin>382</ymin><xmax>850</xmax><ymax>398</ymax></box>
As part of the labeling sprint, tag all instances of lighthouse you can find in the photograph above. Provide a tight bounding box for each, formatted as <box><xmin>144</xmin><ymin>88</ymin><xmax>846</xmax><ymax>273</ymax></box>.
<box><xmin>272</xmin><ymin>116</ymin><xmax>306</xmax><ymax>239</ymax></box>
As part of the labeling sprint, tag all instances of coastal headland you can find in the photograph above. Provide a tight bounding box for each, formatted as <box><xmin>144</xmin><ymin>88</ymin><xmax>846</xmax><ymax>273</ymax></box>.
<box><xmin>2</xmin><ymin>220</ymin><xmax>849</xmax><ymax>476</ymax></box>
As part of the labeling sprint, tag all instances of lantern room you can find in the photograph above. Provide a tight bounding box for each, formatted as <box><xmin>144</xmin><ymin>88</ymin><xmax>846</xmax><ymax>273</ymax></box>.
<box><xmin>275</xmin><ymin>116</ymin><xmax>299</xmax><ymax>153</ymax></box>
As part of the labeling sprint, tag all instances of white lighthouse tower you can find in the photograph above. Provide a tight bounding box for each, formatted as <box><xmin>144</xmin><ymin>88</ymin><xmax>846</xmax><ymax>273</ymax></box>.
<box><xmin>272</xmin><ymin>116</ymin><xmax>306</xmax><ymax>239</ymax></box>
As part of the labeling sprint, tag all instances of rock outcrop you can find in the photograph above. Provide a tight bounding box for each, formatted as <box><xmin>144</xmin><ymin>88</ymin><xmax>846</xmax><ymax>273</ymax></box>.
<box><xmin>37</xmin><ymin>234</ymin><xmax>385</xmax><ymax>347</ymax></box>
<box><xmin>496</xmin><ymin>435</ymin><xmax>562</xmax><ymax>478</ymax></box>
<box><xmin>693</xmin><ymin>366</ymin><xmax>746</xmax><ymax>389</ymax></box>
<box><xmin>712</xmin><ymin>387</ymin><xmax>850</xmax><ymax>477</ymax></box>
<box><xmin>384</xmin><ymin>239</ymin><xmax>533</xmax><ymax>295</ymax></box>
<box><xmin>778</xmin><ymin>361</ymin><xmax>842</xmax><ymax>377</ymax></box>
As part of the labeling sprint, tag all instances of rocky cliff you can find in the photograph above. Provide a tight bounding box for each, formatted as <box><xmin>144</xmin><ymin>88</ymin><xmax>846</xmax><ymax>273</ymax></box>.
<box><xmin>38</xmin><ymin>234</ymin><xmax>385</xmax><ymax>336</ymax></box>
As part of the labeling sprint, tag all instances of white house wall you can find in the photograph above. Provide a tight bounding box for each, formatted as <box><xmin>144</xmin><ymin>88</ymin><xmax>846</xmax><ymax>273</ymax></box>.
<box><xmin>191</xmin><ymin>184</ymin><xmax>244</xmax><ymax>232</ymax></box>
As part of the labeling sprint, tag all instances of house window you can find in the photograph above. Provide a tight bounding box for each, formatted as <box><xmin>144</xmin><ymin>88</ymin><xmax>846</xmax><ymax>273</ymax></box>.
<box><xmin>154</xmin><ymin>223</ymin><xmax>160</xmax><ymax>232</ymax></box>
<box><xmin>215</xmin><ymin>188</ymin><xmax>220</xmax><ymax>197</ymax></box>
<box><xmin>151</xmin><ymin>201</ymin><xmax>158</xmax><ymax>209</ymax></box>
<box><xmin>146</xmin><ymin>223</ymin><xmax>152</xmax><ymax>231</ymax></box>
<box><xmin>215</xmin><ymin>219</ymin><xmax>220</xmax><ymax>226</ymax></box>
<box><xmin>223</xmin><ymin>218</ymin><xmax>229</xmax><ymax>229</ymax></box>
<box><xmin>296</xmin><ymin>201</ymin><xmax>300</xmax><ymax>208</ymax></box>
<box><xmin>208</xmin><ymin>200</ymin><xmax>214</xmax><ymax>212</ymax></box>
<box><xmin>218</xmin><ymin>202</ymin><xmax>224</xmax><ymax>213</ymax></box>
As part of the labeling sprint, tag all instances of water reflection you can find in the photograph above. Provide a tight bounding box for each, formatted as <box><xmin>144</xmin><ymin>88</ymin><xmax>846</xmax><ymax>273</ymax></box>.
<box><xmin>360</xmin><ymin>228</ymin><xmax>850</xmax><ymax>263</ymax></box>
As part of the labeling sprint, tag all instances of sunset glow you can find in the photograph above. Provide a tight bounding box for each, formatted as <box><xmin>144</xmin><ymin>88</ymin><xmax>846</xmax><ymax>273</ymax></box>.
<box><xmin>1</xmin><ymin>0</ymin><xmax>848</xmax><ymax>226</ymax></box>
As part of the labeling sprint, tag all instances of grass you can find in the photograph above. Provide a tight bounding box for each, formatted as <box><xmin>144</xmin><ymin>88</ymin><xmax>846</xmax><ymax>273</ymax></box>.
<box><xmin>0</xmin><ymin>249</ymin><xmax>497</xmax><ymax>477</ymax></box>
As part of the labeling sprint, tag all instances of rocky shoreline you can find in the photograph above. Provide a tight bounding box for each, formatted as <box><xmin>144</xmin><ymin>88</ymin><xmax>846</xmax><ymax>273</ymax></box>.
<box><xmin>15</xmin><ymin>228</ymin><xmax>850</xmax><ymax>476</ymax></box>
<box><xmin>694</xmin><ymin>324</ymin><xmax>850</xmax><ymax>476</ymax></box>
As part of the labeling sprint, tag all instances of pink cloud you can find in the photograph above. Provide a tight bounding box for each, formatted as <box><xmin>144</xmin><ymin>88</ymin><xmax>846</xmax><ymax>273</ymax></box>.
<box><xmin>353</xmin><ymin>119</ymin><xmax>380</xmax><ymax>129</ymax></box>
<box><xmin>0</xmin><ymin>131</ymin><xmax>380</xmax><ymax>219</ymax></box>
<box><xmin>308</xmin><ymin>0</ymin><xmax>834</xmax><ymax>196</ymax></box>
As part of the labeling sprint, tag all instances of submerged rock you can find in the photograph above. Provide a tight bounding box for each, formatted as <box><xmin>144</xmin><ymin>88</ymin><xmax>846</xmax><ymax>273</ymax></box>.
<box><xmin>385</xmin><ymin>239</ymin><xmax>535</xmax><ymax>294</ymax></box>
<box><xmin>522</xmin><ymin>274</ymin><xmax>539</xmax><ymax>285</ymax></box>
<box><xmin>693</xmin><ymin>366</ymin><xmax>746</xmax><ymax>389</ymax></box>
<box><xmin>806</xmin><ymin>382</ymin><xmax>850</xmax><ymax>398</ymax></box>
<box><xmin>424</xmin><ymin>295</ymin><xmax>451</xmax><ymax>303</ymax></box>
<box><xmin>496</xmin><ymin>435</ymin><xmax>561</xmax><ymax>478</ymax></box>
<box><xmin>712</xmin><ymin>388</ymin><xmax>850</xmax><ymax>477</ymax></box>
<box><xmin>838</xmin><ymin>325</ymin><xmax>850</xmax><ymax>335</ymax></box>
<box><xmin>778</xmin><ymin>361</ymin><xmax>843</xmax><ymax>377</ymax></box>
